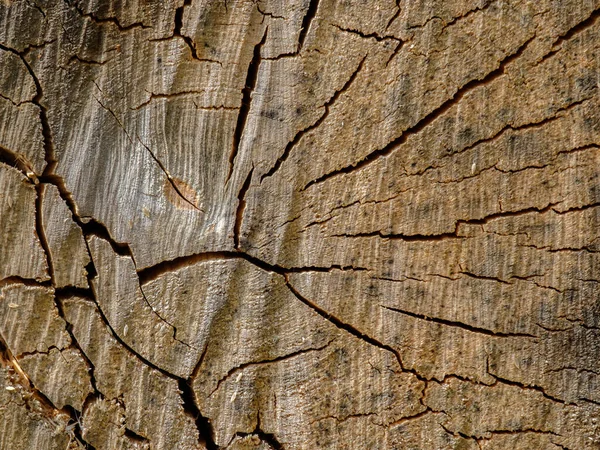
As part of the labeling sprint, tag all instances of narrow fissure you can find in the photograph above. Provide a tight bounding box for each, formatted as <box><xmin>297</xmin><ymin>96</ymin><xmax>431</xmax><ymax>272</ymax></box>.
<box><xmin>54</xmin><ymin>297</ymin><xmax>100</xmax><ymax>394</ymax></box>
<box><xmin>227</xmin><ymin>28</ymin><xmax>268</xmax><ymax>183</ymax></box>
<box><xmin>297</xmin><ymin>0</ymin><xmax>320</xmax><ymax>52</ymax></box>
<box><xmin>284</xmin><ymin>277</ymin><xmax>405</xmax><ymax>368</ymax></box>
<box><xmin>334</xmin><ymin>202</ymin><xmax>560</xmax><ymax>242</ymax></box>
<box><xmin>0</xmin><ymin>334</ymin><xmax>96</xmax><ymax>449</ymax></box>
<box><xmin>136</xmin><ymin>249</ymin><xmax>368</xmax><ymax>285</ymax></box>
<box><xmin>234</xmin><ymin>167</ymin><xmax>254</xmax><ymax>249</ymax></box>
<box><xmin>0</xmin><ymin>145</ymin><xmax>39</xmax><ymax>184</ymax></box>
<box><xmin>539</xmin><ymin>7</ymin><xmax>600</xmax><ymax>63</ymax></box>
<box><xmin>34</xmin><ymin>184</ymin><xmax>53</xmax><ymax>280</ymax></box>
<box><xmin>380</xmin><ymin>305</ymin><xmax>538</xmax><ymax>338</ymax></box>
<box><xmin>261</xmin><ymin>55</ymin><xmax>366</xmax><ymax>182</ymax></box>
<box><xmin>84</xmin><ymin>255</ymin><xmax>219</xmax><ymax>449</ymax></box>
<box><xmin>210</xmin><ymin>340</ymin><xmax>333</xmax><ymax>396</ymax></box>
<box><xmin>123</xmin><ymin>427</ymin><xmax>151</xmax><ymax>444</ymax></box>
<box><xmin>333</xmin><ymin>24</ymin><xmax>403</xmax><ymax>43</ymax></box>
<box><xmin>137</xmin><ymin>282</ymin><xmax>196</xmax><ymax>349</ymax></box>
<box><xmin>178</xmin><ymin>378</ymin><xmax>219</xmax><ymax>450</ymax></box>
<box><xmin>136</xmin><ymin>137</ymin><xmax>204</xmax><ymax>213</ymax></box>
<box><xmin>302</xmin><ymin>34</ymin><xmax>537</xmax><ymax>190</ymax></box>
<box><xmin>65</xmin><ymin>0</ymin><xmax>149</xmax><ymax>32</ymax></box>
<box><xmin>173</xmin><ymin>0</ymin><xmax>217</xmax><ymax>63</ymax></box>
<box><xmin>385</xmin><ymin>0</ymin><xmax>402</xmax><ymax>30</ymax></box>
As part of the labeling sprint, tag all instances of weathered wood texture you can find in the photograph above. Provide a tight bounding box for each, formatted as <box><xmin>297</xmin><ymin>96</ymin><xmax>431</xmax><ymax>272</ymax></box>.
<box><xmin>1</xmin><ymin>0</ymin><xmax>600</xmax><ymax>448</ymax></box>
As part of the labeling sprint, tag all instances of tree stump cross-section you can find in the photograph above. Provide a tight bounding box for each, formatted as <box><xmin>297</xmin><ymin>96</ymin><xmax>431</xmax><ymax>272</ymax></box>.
<box><xmin>1</xmin><ymin>0</ymin><xmax>600</xmax><ymax>449</ymax></box>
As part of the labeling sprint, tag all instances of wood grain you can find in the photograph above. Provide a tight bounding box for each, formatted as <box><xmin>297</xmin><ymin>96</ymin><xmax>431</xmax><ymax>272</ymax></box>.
<box><xmin>1</xmin><ymin>0</ymin><xmax>600</xmax><ymax>448</ymax></box>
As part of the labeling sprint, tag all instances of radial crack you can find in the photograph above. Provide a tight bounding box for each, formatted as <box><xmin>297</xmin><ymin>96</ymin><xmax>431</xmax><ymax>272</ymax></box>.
<box><xmin>539</xmin><ymin>7</ymin><xmax>600</xmax><ymax>63</ymax></box>
<box><xmin>302</xmin><ymin>35</ymin><xmax>536</xmax><ymax>190</ymax></box>
<box><xmin>234</xmin><ymin>167</ymin><xmax>254</xmax><ymax>249</ymax></box>
<box><xmin>333</xmin><ymin>24</ymin><xmax>403</xmax><ymax>43</ymax></box>
<box><xmin>227</xmin><ymin>28</ymin><xmax>268</xmax><ymax>183</ymax></box>
<box><xmin>136</xmin><ymin>249</ymin><xmax>368</xmax><ymax>285</ymax></box>
<box><xmin>297</xmin><ymin>0</ymin><xmax>320</xmax><ymax>53</ymax></box>
<box><xmin>65</xmin><ymin>0</ymin><xmax>150</xmax><ymax>32</ymax></box>
<box><xmin>135</xmin><ymin>135</ymin><xmax>204</xmax><ymax>212</ymax></box>
<box><xmin>210</xmin><ymin>340</ymin><xmax>333</xmax><ymax>396</ymax></box>
<box><xmin>380</xmin><ymin>305</ymin><xmax>538</xmax><ymax>338</ymax></box>
<box><xmin>284</xmin><ymin>277</ymin><xmax>405</xmax><ymax>367</ymax></box>
<box><xmin>261</xmin><ymin>55</ymin><xmax>366</xmax><ymax>182</ymax></box>
<box><xmin>334</xmin><ymin>202</ymin><xmax>560</xmax><ymax>241</ymax></box>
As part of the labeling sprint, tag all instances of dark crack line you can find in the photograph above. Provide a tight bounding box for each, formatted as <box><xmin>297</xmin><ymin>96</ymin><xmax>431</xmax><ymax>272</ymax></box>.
<box><xmin>442</xmin><ymin>96</ymin><xmax>592</xmax><ymax>160</ymax></box>
<box><xmin>65</xmin><ymin>0</ymin><xmax>150</xmax><ymax>32</ymax></box>
<box><xmin>539</xmin><ymin>7</ymin><xmax>600</xmax><ymax>64</ymax></box>
<box><xmin>0</xmin><ymin>91</ymin><xmax>33</xmax><ymax>107</ymax></box>
<box><xmin>210</xmin><ymin>340</ymin><xmax>334</xmax><ymax>397</ymax></box>
<box><xmin>231</xmin><ymin>412</ymin><xmax>286</xmax><ymax>449</ymax></box>
<box><xmin>385</xmin><ymin>0</ymin><xmax>402</xmax><ymax>30</ymax></box>
<box><xmin>257</xmin><ymin>4</ymin><xmax>286</xmax><ymax>20</ymax></box>
<box><xmin>0</xmin><ymin>276</ymin><xmax>49</xmax><ymax>288</ymax></box>
<box><xmin>302</xmin><ymin>34</ymin><xmax>536</xmax><ymax>190</ymax></box>
<box><xmin>0</xmin><ymin>333</ymin><xmax>96</xmax><ymax>449</ymax></box>
<box><xmin>83</xmin><ymin>251</ymin><xmax>219</xmax><ymax>449</ymax></box>
<box><xmin>67</xmin><ymin>54</ymin><xmax>110</xmax><ymax>66</ymax></box>
<box><xmin>435</xmin><ymin>0</ymin><xmax>499</xmax><ymax>32</ymax></box>
<box><xmin>260</xmin><ymin>55</ymin><xmax>366</xmax><ymax>182</ymax></box>
<box><xmin>333</xmin><ymin>202</ymin><xmax>560</xmax><ymax>242</ymax></box>
<box><xmin>54</xmin><ymin>297</ymin><xmax>100</xmax><ymax>394</ymax></box>
<box><xmin>135</xmin><ymin>136</ymin><xmax>203</xmax><ymax>213</ymax></box>
<box><xmin>15</xmin><ymin>345</ymin><xmax>64</xmax><ymax>359</ymax></box>
<box><xmin>137</xmin><ymin>283</ymin><xmax>197</xmax><ymax>349</ymax></box>
<box><xmin>172</xmin><ymin>0</ymin><xmax>221</xmax><ymax>64</ymax></box>
<box><xmin>466</xmin><ymin>428</ymin><xmax>560</xmax><ymax>440</ymax></box>
<box><xmin>227</xmin><ymin>29</ymin><xmax>268</xmax><ymax>183</ymax></box>
<box><xmin>554</xmin><ymin>201</ymin><xmax>600</xmax><ymax>215</ymax></box>
<box><xmin>486</xmin><ymin>367</ymin><xmax>568</xmax><ymax>406</ymax></box>
<box><xmin>546</xmin><ymin>366</ymin><xmax>600</xmax><ymax>376</ymax></box>
<box><xmin>234</xmin><ymin>167</ymin><xmax>254</xmax><ymax>249</ymax></box>
<box><xmin>55</xmin><ymin>285</ymin><xmax>95</xmax><ymax>300</ymax></box>
<box><xmin>333</xmin><ymin>24</ymin><xmax>403</xmax><ymax>43</ymax></box>
<box><xmin>132</xmin><ymin>91</ymin><xmax>234</xmax><ymax>110</ymax></box>
<box><xmin>123</xmin><ymin>427</ymin><xmax>151</xmax><ymax>444</ymax></box>
<box><xmin>439</xmin><ymin>422</ymin><xmax>478</xmax><ymax>442</ymax></box>
<box><xmin>174</xmin><ymin>0</ymin><xmax>194</xmax><ymax>56</ymax></box>
<box><xmin>380</xmin><ymin>305</ymin><xmax>537</xmax><ymax>338</ymax></box>
<box><xmin>284</xmin><ymin>276</ymin><xmax>424</xmax><ymax>380</ymax></box>
<box><xmin>297</xmin><ymin>0</ymin><xmax>320</xmax><ymax>53</ymax></box>
<box><xmin>386</xmin><ymin>40</ymin><xmax>404</xmax><ymax>66</ymax></box>
<box><xmin>137</xmin><ymin>250</ymin><xmax>368</xmax><ymax>285</ymax></box>
<box><xmin>25</xmin><ymin>0</ymin><xmax>46</xmax><ymax>18</ymax></box>
<box><xmin>34</xmin><ymin>184</ymin><xmax>53</xmax><ymax>281</ymax></box>
<box><xmin>388</xmin><ymin>409</ymin><xmax>432</xmax><ymax>428</ymax></box>
<box><xmin>178</xmin><ymin>378</ymin><xmax>218</xmax><ymax>450</ymax></box>
<box><xmin>331</xmin><ymin>230</ymin><xmax>461</xmax><ymax>242</ymax></box>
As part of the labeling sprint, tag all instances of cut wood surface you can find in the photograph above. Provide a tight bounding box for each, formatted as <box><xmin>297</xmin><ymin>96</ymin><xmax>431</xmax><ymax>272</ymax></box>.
<box><xmin>1</xmin><ymin>0</ymin><xmax>600</xmax><ymax>448</ymax></box>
